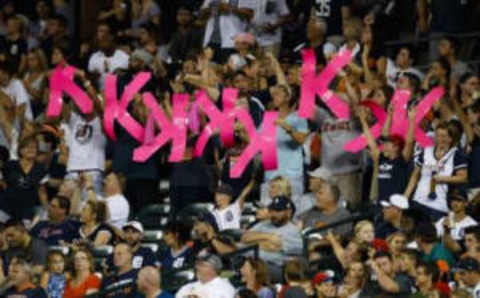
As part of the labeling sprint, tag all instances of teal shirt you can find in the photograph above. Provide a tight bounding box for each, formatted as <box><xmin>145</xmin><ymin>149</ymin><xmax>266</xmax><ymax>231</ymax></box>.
<box><xmin>422</xmin><ymin>242</ymin><xmax>455</xmax><ymax>268</ymax></box>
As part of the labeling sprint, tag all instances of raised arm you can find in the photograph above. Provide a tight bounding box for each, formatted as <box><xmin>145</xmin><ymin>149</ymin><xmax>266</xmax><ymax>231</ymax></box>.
<box><xmin>358</xmin><ymin>106</ymin><xmax>380</xmax><ymax>161</ymax></box>
<box><xmin>402</xmin><ymin>108</ymin><xmax>416</xmax><ymax>161</ymax></box>
<box><xmin>404</xmin><ymin>166</ymin><xmax>421</xmax><ymax>198</ymax></box>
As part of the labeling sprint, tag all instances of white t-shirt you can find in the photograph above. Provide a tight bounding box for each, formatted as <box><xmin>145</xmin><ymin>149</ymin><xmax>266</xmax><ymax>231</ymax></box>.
<box><xmin>435</xmin><ymin>213</ymin><xmax>478</xmax><ymax>241</ymax></box>
<box><xmin>87</xmin><ymin>49</ymin><xmax>129</xmax><ymax>90</ymax></box>
<box><xmin>1</xmin><ymin>79</ymin><xmax>33</xmax><ymax>120</ymax></box>
<box><xmin>385</xmin><ymin>59</ymin><xmax>424</xmax><ymax>88</ymax></box>
<box><xmin>473</xmin><ymin>282</ymin><xmax>480</xmax><ymax>298</ymax></box>
<box><xmin>201</xmin><ymin>0</ymin><xmax>256</xmax><ymax>48</ymax></box>
<box><xmin>246</xmin><ymin>0</ymin><xmax>290</xmax><ymax>46</ymax></box>
<box><xmin>413</xmin><ymin>146</ymin><xmax>468</xmax><ymax>213</ymax></box>
<box><xmin>101</xmin><ymin>194</ymin><xmax>130</xmax><ymax>230</ymax></box>
<box><xmin>212</xmin><ymin>200</ymin><xmax>242</xmax><ymax>230</ymax></box>
<box><xmin>175</xmin><ymin>277</ymin><xmax>236</xmax><ymax>298</ymax></box>
<box><xmin>66</xmin><ymin>112</ymin><xmax>107</xmax><ymax>172</ymax></box>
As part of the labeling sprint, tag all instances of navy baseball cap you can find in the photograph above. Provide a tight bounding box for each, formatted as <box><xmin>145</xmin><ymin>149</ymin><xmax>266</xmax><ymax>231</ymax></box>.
<box><xmin>454</xmin><ymin>258</ymin><xmax>480</xmax><ymax>272</ymax></box>
<box><xmin>197</xmin><ymin>212</ymin><xmax>219</xmax><ymax>232</ymax></box>
<box><xmin>269</xmin><ymin>196</ymin><xmax>296</xmax><ymax>215</ymax></box>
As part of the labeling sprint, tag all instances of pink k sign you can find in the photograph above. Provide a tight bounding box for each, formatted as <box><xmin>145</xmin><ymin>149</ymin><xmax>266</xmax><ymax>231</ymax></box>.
<box><xmin>103</xmin><ymin>72</ymin><xmax>151</xmax><ymax>142</ymax></box>
<box><xmin>133</xmin><ymin>92</ymin><xmax>189</xmax><ymax>163</ymax></box>
<box><xmin>343</xmin><ymin>87</ymin><xmax>446</xmax><ymax>152</ymax></box>
<box><xmin>194</xmin><ymin>88</ymin><xmax>240</xmax><ymax>157</ymax></box>
<box><xmin>46</xmin><ymin>65</ymin><xmax>93</xmax><ymax>118</ymax></box>
<box><xmin>298</xmin><ymin>49</ymin><xmax>352</xmax><ymax>120</ymax></box>
<box><xmin>230</xmin><ymin>109</ymin><xmax>278</xmax><ymax>178</ymax></box>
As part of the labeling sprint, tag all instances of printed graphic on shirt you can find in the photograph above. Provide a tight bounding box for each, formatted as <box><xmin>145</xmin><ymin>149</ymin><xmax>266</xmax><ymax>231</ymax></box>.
<box><xmin>315</xmin><ymin>0</ymin><xmax>331</xmax><ymax>17</ymax></box>
<box><xmin>74</xmin><ymin>123</ymin><xmax>93</xmax><ymax>144</ymax></box>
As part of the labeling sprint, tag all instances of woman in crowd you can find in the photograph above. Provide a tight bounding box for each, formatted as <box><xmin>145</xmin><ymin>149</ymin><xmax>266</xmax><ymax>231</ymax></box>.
<box><xmin>240</xmin><ymin>257</ymin><xmax>274</xmax><ymax>298</ymax></box>
<box><xmin>386</xmin><ymin>231</ymin><xmax>407</xmax><ymax>272</ymax></box>
<box><xmin>2</xmin><ymin>135</ymin><xmax>47</xmax><ymax>220</ymax></box>
<box><xmin>63</xmin><ymin>248</ymin><xmax>101</xmax><ymax>298</ymax></box>
<box><xmin>265</xmin><ymin>63</ymin><xmax>308</xmax><ymax>200</ymax></box>
<box><xmin>159</xmin><ymin>222</ymin><xmax>193</xmax><ymax>271</ymax></box>
<box><xmin>405</xmin><ymin>121</ymin><xmax>468</xmax><ymax>221</ymax></box>
<box><xmin>78</xmin><ymin>200</ymin><xmax>114</xmax><ymax>248</ymax></box>
<box><xmin>338</xmin><ymin>261</ymin><xmax>368</xmax><ymax>298</ymax></box>
<box><xmin>22</xmin><ymin>48</ymin><xmax>48</xmax><ymax>119</ymax></box>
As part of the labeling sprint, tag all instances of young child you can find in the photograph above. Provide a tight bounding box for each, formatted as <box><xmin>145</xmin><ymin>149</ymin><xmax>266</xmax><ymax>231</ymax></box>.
<box><xmin>40</xmin><ymin>251</ymin><xmax>67</xmax><ymax>298</ymax></box>
<box><xmin>212</xmin><ymin>184</ymin><xmax>249</xmax><ymax>231</ymax></box>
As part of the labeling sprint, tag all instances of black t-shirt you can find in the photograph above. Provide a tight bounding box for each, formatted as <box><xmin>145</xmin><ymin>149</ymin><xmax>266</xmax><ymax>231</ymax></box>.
<box><xmin>375</xmin><ymin>220</ymin><xmax>399</xmax><ymax>239</ymax></box>
<box><xmin>0</xmin><ymin>36</ymin><xmax>27</xmax><ymax>66</ymax></box>
<box><xmin>30</xmin><ymin>219</ymin><xmax>81</xmax><ymax>246</ymax></box>
<box><xmin>101</xmin><ymin>269</ymin><xmax>138</xmax><ymax>298</ymax></box>
<box><xmin>469</xmin><ymin>136</ymin><xmax>480</xmax><ymax>188</ymax></box>
<box><xmin>377</xmin><ymin>153</ymin><xmax>409</xmax><ymax>201</ymax></box>
<box><xmin>431</xmin><ymin>0</ymin><xmax>468</xmax><ymax>33</ymax></box>
<box><xmin>171</xmin><ymin>158</ymin><xmax>211</xmax><ymax>188</ymax></box>
<box><xmin>302</xmin><ymin>0</ymin><xmax>352</xmax><ymax>36</ymax></box>
<box><xmin>2</xmin><ymin>160</ymin><xmax>47</xmax><ymax>219</ymax></box>
<box><xmin>80</xmin><ymin>223</ymin><xmax>115</xmax><ymax>246</ymax></box>
<box><xmin>4</xmin><ymin>285</ymin><xmax>47</xmax><ymax>298</ymax></box>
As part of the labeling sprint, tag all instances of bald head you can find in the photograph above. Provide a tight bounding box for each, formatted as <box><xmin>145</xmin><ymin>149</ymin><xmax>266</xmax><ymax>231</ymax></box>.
<box><xmin>137</xmin><ymin>266</ymin><xmax>161</xmax><ymax>293</ymax></box>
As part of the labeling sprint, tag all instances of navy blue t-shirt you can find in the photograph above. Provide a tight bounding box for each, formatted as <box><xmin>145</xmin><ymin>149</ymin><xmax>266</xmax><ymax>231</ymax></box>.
<box><xmin>159</xmin><ymin>246</ymin><xmax>194</xmax><ymax>271</ymax></box>
<box><xmin>107</xmin><ymin>246</ymin><xmax>159</xmax><ymax>272</ymax></box>
<box><xmin>5</xmin><ymin>285</ymin><xmax>48</xmax><ymax>298</ymax></box>
<box><xmin>30</xmin><ymin>219</ymin><xmax>81</xmax><ymax>246</ymax></box>
<box><xmin>469</xmin><ymin>137</ymin><xmax>480</xmax><ymax>188</ymax></box>
<box><xmin>377</xmin><ymin>153</ymin><xmax>409</xmax><ymax>201</ymax></box>
<box><xmin>101</xmin><ymin>269</ymin><xmax>138</xmax><ymax>298</ymax></box>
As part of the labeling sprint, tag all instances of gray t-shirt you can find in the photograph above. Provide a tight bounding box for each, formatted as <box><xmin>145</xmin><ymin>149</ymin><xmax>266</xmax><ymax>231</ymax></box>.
<box><xmin>292</xmin><ymin>193</ymin><xmax>315</xmax><ymax>221</ymax></box>
<box><xmin>297</xmin><ymin>206</ymin><xmax>352</xmax><ymax>236</ymax></box>
<box><xmin>314</xmin><ymin>107</ymin><xmax>363</xmax><ymax>175</ymax></box>
<box><xmin>248</xmin><ymin>221</ymin><xmax>303</xmax><ymax>266</ymax></box>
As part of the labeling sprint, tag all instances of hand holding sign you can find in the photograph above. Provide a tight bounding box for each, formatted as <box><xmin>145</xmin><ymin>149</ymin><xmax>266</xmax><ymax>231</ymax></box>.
<box><xmin>47</xmin><ymin>65</ymin><xmax>93</xmax><ymax>118</ymax></box>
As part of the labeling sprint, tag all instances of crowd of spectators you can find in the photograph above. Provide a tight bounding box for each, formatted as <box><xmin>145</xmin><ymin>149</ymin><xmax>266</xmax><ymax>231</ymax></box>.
<box><xmin>0</xmin><ymin>0</ymin><xmax>478</xmax><ymax>297</ymax></box>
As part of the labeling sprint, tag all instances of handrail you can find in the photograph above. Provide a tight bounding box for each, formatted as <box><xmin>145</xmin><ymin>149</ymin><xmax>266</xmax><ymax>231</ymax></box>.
<box><xmin>384</xmin><ymin>31</ymin><xmax>480</xmax><ymax>47</ymax></box>
<box><xmin>302</xmin><ymin>212</ymin><xmax>373</xmax><ymax>259</ymax></box>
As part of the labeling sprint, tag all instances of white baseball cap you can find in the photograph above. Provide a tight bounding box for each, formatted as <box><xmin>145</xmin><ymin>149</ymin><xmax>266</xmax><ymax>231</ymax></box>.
<box><xmin>381</xmin><ymin>194</ymin><xmax>409</xmax><ymax>210</ymax></box>
<box><xmin>122</xmin><ymin>221</ymin><xmax>144</xmax><ymax>234</ymax></box>
<box><xmin>308</xmin><ymin>167</ymin><xmax>333</xmax><ymax>182</ymax></box>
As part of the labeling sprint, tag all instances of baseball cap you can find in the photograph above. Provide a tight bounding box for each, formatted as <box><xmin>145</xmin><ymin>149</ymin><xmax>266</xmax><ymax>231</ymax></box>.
<box><xmin>214</xmin><ymin>184</ymin><xmax>234</xmax><ymax>198</ymax></box>
<box><xmin>196</xmin><ymin>253</ymin><xmax>223</xmax><ymax>272</ymax></box>
<box><xmin>196</xmin><ymin>212</ymin><xmax>219</xmax><ymax>232</ymax></box>
<box><xmin>312</xmin><ymin>270</ymin><xmax>337</xmax><ymax>285</ymax></box>
<box><xmin>382</xmin><ymin>134</ymin><xmax>405</xmax><ymax>151</ymax></box>
<box><xmin>454</xmin><ymin>258</ymin><xmax>480</xmax><ymax>272</ymax></box>
<box><xmin>123</xmin><ymin>221</ymin><xmax>144</xmax><ymax>234</ymax></box>
<box><xmin>308</xmin><ymin>167</ymin><xmax>333</xmax><ymax>182</ymax></box>
<box><xmin>381</xmin><ymin>194</ymin><xmax>409</xmax><ymax>210</ymax></box>
<box><xmin>449</xmin><ymin>189</ymin><xmax>468</xmax><ymax>202</ymax></box>
<box><xmin>269</xmin><ymin>196</ymin><xmax>296</xmax><ymax>215</ymax></box>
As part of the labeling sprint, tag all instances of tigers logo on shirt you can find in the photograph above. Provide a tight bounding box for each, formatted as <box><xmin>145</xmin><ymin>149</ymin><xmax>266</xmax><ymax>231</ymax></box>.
<box><xmin>132</xmin><ymin>256</ymin><xmax>144</xmax><ymax>268</ymax></box>
<box><xmin>225</xmin><ymin>211</ymin><xmax>234</xmax><ymax>222</ymax></box>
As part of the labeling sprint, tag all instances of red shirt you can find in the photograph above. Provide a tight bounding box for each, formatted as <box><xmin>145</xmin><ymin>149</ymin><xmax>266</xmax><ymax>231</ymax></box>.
<box><xmin>63</xmin><ymin>274</ymin><xmax>101</xmax><ymax>298</ymax></box>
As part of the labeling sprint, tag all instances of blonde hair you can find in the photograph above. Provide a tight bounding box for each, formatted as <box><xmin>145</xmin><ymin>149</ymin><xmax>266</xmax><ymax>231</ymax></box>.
<box><xmin>387</xmin><ymin>231</ymin><xmax>407</xmax><ymax>247</ymax></box>
<box><xmin>354</xmin><ymin>220</ymin><xmax>373</xmax><ymax>242</ymax></box>
<box><xmin>269</xmin><ymin>176</ymin><xmax>292</xmax><ymax>198</ymax></box>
